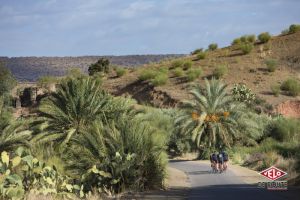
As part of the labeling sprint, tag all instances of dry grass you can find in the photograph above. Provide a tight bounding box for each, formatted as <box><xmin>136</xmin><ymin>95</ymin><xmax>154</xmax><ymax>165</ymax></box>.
<box><xmin>24</xmin><ymin>190</ymin><xmax>114</xmax><ymax>200</ymax></box>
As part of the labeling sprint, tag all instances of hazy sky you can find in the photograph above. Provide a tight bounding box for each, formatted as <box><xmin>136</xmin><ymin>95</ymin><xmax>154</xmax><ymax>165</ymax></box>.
<box><xmin>0</xmin><ymin>0</ymin><xmax>299</xmax><ymax>56</ymax></box>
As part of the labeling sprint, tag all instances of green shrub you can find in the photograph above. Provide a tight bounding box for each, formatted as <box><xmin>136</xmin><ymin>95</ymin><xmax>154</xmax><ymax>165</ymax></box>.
<box><xmin>240</xmin><ymin>35</ymin><xmax>247</xmax><ymax>43</ymax></box>
<box><xmin>0</xmin><ymin>63</ymin><xmax>17</xmax><ymax>96</ymax></box>
<box><xmin>234</xmin><ymin>35</ymin><xmax>256</xmax><ymax>45</ymax></box>
<box><xmin>265</xmin><ymin>59</ymin><xmax>278</xmax><ymax>72</ymax></box>
<box><xmin>0</xmin><ymin>97</ymin><xmax>13</xmax><ymax>130</ymax></box>
<box><xmin>247</xmin><ymin>34</ymin><xmax>256</xmax><ymax>43</ymax></box>
<box><xmin>213</xmin><ymin>65</ymin><xmax>228</xmax><ymax>78</ymax></box>
<box><xmin>196</xmin><ymin>52</ymin><xmax>206</xmax><ymax>60</ymax></box>
<box><xmin>232</xmin><ymin>38</ymin><xmax>241</xmax><ymax>45</ymax></box>
<box><xmin>88</xmin><ymin>58</ymin><xmax>110</xmax><ymax>75</ymax></box>
<box><xmin>232</xmin><ymin>83</ymin><xmax>256</xmax><ymax>104</ymax></box>
<box><xmin>281</xmin><ymin>78</ymin><xmax>300</xmax><ymax>96</ymax></box>
<box><xmin>270</xmin><ymin>118</ymin><xmax>300</xmax><ymax>142</ymax></box>
<box><xmin>240</xmin><ymin>43</ymin><xmax>254</xmax><ymax>54</ymax></box>
<box><xmin>171</xmin><ymin>60</ymin><xmax>184</xmax><ymax>69</ymax></box>
<box><xmin>186</xmin><ymin>68</ymin><xmax>202</xmax><ymax>82</ymax></box>
<box><xmin>191</xmin><ymin>48</ymin><xmax>203</xmax><ymax>55</ymax></box>
<box><xmin>173</xmin><ymin>67</ymin><xmax>184</xmax><ymax>77</ymax></box>
<box><xmin>139</xmin><ymin>68</ymin><xmax>157</xmax><ymax>81</ymax></box>
<box><xmin>271</xmin><ymin>85</ymin><xmax>280</xmax><ymax>97</ymax></box>
<box><xmin>261</xmin><ymin>151</ymin><xmax>281</xmax><ymax>170</ymax></box>
<box><xmin>158</xmin><ymin>66</ymin><xmax>169</xmax><ymax>74</ymax></box>
<box><xmin>67</xmin><ymin>68</ymin><xmax>86</xmax><ymax>79</ymax></box>
<box><xmin>37</xmin><ymin>76</ymin><xmax>58</xmax><ymax>88</ymax></box>
<box><xmin>258</xmin><ymin>32</ymin><xmax>271</xmax><ymax>43</ymax></box>
<box><xmin>151</xmin><ymin>73</ymin><xmax>168</xmax><ymax>86</ymax></box>
<box><xmin>183</xmin><ymin>60</ymin><xmax>193</xmax><ymax>70</ymax></box>
<box><xmin>208</xmin><ymin>43</ymin><xmax>218</xmax><ymax>51</ymax></box>
<box><xmin>281</xmin><ymin>29</ymin><xmax>289</xmax><ymax>35</ymax></box>
<box><xmin>289</xmin><ymin>24</ymin><xmax>300</xmax><ymax>34</ymax></box>
<box><xmin>115</xmin><ymin>67</ymin><xmax>127</xmax><ymax>77</ymax></box>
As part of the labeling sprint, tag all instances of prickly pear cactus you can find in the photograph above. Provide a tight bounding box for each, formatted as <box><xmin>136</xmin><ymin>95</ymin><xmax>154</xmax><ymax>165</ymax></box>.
<box><xmin>0</xmin><ymin>147</ymin><xmax>83</xmax><ymax>199</ymax></box>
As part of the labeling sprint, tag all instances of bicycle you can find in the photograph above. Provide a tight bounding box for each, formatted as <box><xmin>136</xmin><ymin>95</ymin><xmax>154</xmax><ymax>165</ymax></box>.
<box><xmin>211</xmin><ymin>161</ymin><xmax>219</xmax><ymax>173</ymax></box>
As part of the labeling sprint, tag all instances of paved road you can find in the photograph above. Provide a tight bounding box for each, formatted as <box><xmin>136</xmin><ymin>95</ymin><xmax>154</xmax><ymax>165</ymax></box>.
<box><xmin>169</xmin><ymin>160</ymin><xmax>300</xmax><ymax>200</ymax></box>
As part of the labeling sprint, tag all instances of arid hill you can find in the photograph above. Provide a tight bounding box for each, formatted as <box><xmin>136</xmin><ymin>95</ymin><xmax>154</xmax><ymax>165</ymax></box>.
<box><xmin>102</xmin><ymin>31</ymin><xmax>300</xmax><ymax>109</ymax></box>
<box><xmin>0</xmin><ymin>54</ymin><xmax>184</xmax><ymax>81</ymax></box>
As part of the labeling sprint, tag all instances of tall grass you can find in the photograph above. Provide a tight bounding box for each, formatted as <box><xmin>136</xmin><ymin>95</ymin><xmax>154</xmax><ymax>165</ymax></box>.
<box><xmin>240</xmin><ymin>43</ymin><xmax>254</xmax><ymax>54</ymax></box>
<box><xmin>281</xmin><ymin>78</ymin><xmax>300</xmax><ymax>96</ymax></box>
<box><xmin>196</xmin><ymin>52</ymin><xmax>206</xmax><ymax>60</ymax></box>
<box><xmin>151</xmin><ymin>73</ymin><xmax>168</xmax><ymax>86</ymax></box>
<box><xmin>115</xmin><ymin>67</ymin><xmax>127</xmax><ymax>77</ymax></box>
<box><xmin>186</xmin><ymin>68</ymin><xmax>202</xmax><ymax>81</ymax></box>
<box><xmin>258</xmin><ymin>32</ymin><xmax>271</xmax><ymax>43</ymax></box>
<box><xmin>173</xmin><ymin>67</ymin><xmax>184</xmax><ymax>77</ymax></box>
<box><xmin>183</xmin><ymin>60</ymin><xmax>193</xmax><ymax>70</ymax></box>
<box><xmin>139</xmin><ymin>68</ymin><xmax>157</xmax><ymax>81</ymax></box>
<box><xmin>271</xmin><ymin>84</ymin><xmax>280</xmax><ymax>96</ymax></box>
<box><xmin>269</xmin><ymin>118</ymin><xmax>300</xmax><ymax>142</ymax></box>
<box><xmin>213</xmin><ymin>65</ymin><xmax>228</xmax><ymax>78</ymax></box>
<box><xmin>265</xmin><ymin>59</ymin><xmax>277</xmax><ymax>72</ymax></box>
<box><xmin>171</xmin><ymin>60</ymin><xmax>184</xmax><ymax>69</ymax></box>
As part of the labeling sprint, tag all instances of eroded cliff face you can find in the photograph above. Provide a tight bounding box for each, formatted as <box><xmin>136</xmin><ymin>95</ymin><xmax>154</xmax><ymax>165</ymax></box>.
<box><xmin>275</xmin><ymin>100</ymin><xmax>300</xmax><ymax>118</ymax></box>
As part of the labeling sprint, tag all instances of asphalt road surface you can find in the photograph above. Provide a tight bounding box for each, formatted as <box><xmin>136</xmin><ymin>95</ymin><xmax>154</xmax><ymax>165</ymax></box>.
<box><xmin>169</xmin><ymin>160</ymin><xmax>300</xmax><ymax>200</ymax></box>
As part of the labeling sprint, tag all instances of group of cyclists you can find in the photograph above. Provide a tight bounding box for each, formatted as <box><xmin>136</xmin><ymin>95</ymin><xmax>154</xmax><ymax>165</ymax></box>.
<box><xmin>209</xmin><ymin>150</ymin><xmax>229</xmax><ymax>173</ymax></box>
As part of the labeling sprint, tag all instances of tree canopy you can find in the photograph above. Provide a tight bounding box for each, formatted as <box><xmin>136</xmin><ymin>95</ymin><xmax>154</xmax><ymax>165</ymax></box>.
<box><xmin>88</xmin><ymin>58</ymin><xmax>110</xmax><ymax>75</ymax></box>
<box><xmin>0</xmin><ymin>63</ymin><xmax>16</xmax><ymax>96</ymax></box>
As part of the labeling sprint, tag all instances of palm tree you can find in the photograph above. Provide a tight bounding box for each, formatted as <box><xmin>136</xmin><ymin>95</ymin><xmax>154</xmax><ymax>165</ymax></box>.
<box><xmin>0</xmin><ymin>97</ymin><xmax>31</xmax><ymax>152</ymax></box>
<box><xmin>34</xmin><ymin>77</ymin><xmax>135</xmax><ymax>145</ymax></box>
<box><xmin>176</xmin><ymin>78</ymin><xmax>257</xmax><ymax>149</ymax></box>
<box><xmin>62</xmin><ymin>117</ymin><xmax>167</xmax><ymax>193</ymax></box>
<box><xmin>0</xmin><ymin>122</ymin><xmax>32</xmax><ymax>152</ymax></box>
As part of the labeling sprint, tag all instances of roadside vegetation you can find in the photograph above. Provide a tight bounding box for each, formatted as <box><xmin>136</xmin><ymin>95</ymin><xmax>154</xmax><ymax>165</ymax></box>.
<box><xmin>228</xmin><ymin>117</ymin><xmax>300</xmax><ymax>184</ymax></box>
<box><xmin>0</xmin><ymin>67</ymin><xmax>170</xmax><ymax>199</ymax></box>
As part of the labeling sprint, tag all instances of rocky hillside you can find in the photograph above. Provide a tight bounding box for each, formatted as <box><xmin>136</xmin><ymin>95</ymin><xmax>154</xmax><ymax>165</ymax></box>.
<box><xmin>102</xmin><ymin>31</ymin><xmax>300</xmax><ymax>108</ymax></box>
<box><xmin>0</xmin><ymin>55</ymin><xmax>184</xmax><ymax>81</ymax></box>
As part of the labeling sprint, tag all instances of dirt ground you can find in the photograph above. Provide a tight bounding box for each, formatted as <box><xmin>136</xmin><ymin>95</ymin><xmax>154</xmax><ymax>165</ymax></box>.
<box><xmin>166</xmin><ymin>166</ymin><xmax>189</xmax><ymax>189</ymax></box>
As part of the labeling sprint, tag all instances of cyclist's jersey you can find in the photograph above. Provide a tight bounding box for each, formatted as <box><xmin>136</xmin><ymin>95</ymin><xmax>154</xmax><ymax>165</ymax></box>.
<box><xmin>210</xmin><ymin>154</ymin><xmax>218</xmax><ymax>162</ymax></box>
<box><xmin>222</xmin><ymin>151</ymin><xmax>228</xmax><ymax>161</ymax></box>
<box><xmin>217</xmin><ymin>153</ymin><xmax>224</xmax><ymax>163</ymax></box>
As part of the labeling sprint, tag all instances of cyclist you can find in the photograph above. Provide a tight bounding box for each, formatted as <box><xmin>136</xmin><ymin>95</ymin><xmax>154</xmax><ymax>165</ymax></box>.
<box><xmin>221</xmin><ymin>150</ymin><xmax>229</xmax><ymax>171</ymax></box>
<box><xmin>217</xmin><ymin>151</ymin><xmax>224</xmax><ymax>173</ymax></box>
<box><xmin>210</xmin><ymin>152</ymin><xmax>218</xmax><ymax>173</ymax></box>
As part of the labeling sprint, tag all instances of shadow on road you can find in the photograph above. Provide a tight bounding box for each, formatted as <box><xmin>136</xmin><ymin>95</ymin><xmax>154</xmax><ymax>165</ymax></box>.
<box><xmin>121</xmin><ymin>187</ymin><xmax>188</xmax><ymax>200</ymax></box>
<box><xmin>169</xmin><ymin>159</ymin><xmax>193</xmax><ymax>163</ymax></box>
<box><xmin>121</xmin><ymin>184</ymin><xmax>300</xmax><ymax>200</ymax></box>
<box><xmin>188</xmin><ymin>184</ymin><xmax>300</xmax><ymax>200</ymax></box>
<box><xmin>188</xmin><ymin>170</ymin><xmax>212</xmax><ymax>175</ymax></box>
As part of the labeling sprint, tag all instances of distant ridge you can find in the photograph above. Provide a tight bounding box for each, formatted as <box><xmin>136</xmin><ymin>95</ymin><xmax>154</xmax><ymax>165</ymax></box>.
<box><xmin>0</xmin><ymin>54</ymin><xmax>185</xmax><ymax>81</ymax></box>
